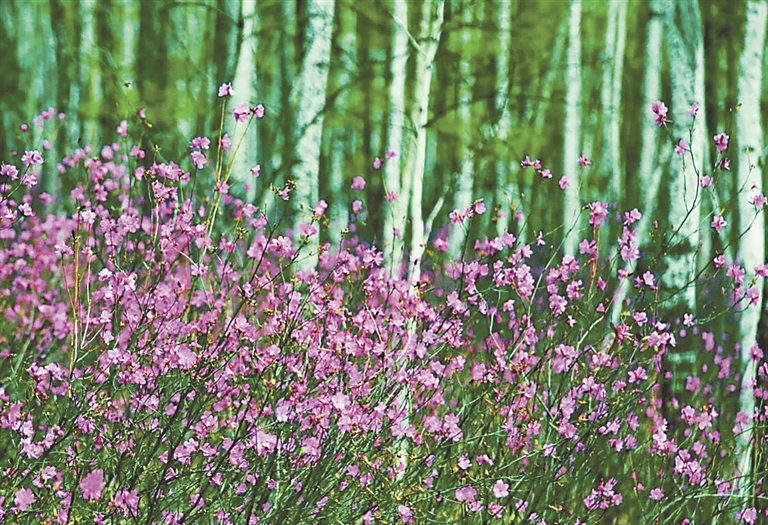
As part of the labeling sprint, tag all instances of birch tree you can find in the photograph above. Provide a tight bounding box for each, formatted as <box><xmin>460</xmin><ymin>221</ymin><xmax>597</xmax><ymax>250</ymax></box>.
<box><xmin>661</xmin><ymin>0</ymin><xmax>706</xmax><ymax>390</ymax></box>
<box><xmin>611</xmin><ymin>0</ymin><xmax>665</xmax><ymax>327</ymax></box>
<box><xmin>734</xmin><ymin>0</ymin><xmax>767</xmax><ymax>498</ymax></box>
<box><xmin>494</xmin><ymin>0</ymin><xmax>513</xmax><ymax>239</ymax></box>
<box><xmin>562</xmin><ymin>0</ymin><xmax>582</xmax><ymax>257</ymax></box>
<box><xmin>447</xmin><ymin>1</ymin><xmax>476</xmax><ymax>261</ymax></box>
<box><xmin>408</xmin><ymin>0</ymin><xmax>445</xmax><ymax>284</ymax></box>
<box><xmin>230</xmin><ymin>0</ymin><xmax>259</xmax><ymax>202</ymax></box>
<box><xmin>601</xmin><ymin>0</ymin><xmax>627</xmax><ymax>208</ymax></box>
<box><xmin>383</xmin><ymin>0</ymin><xmax>409</xmax><ymax>276</ymax></box>
<box><xmin>290</xmin><ymin>0</ymin><xmax>335</xmax><ymax>270</ymax></box>
<box><xmin>328</xmin><ymin>2</ymin><xmax>357</xmax><ymax>246</ymax></box>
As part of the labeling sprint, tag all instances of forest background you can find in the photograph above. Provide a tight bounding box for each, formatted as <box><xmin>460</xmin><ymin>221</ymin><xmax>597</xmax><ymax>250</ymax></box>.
<box><xmin>1</xmin><ymin>0</ymin><xmax>767</xmax><ymax>432</ymax></box>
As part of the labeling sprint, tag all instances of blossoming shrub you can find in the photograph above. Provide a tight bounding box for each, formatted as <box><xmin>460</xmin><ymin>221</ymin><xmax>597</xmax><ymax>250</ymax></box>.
<box><xmin>0</xmin><ymin>94</ymin><xmax>765</xmax><ymax>524</ymax></box>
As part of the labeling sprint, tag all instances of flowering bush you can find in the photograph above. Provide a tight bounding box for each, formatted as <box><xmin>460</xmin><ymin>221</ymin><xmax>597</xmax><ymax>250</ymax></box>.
<box><xmin>0</xmin><ymin>90</ymin><xmax>765</xmax><ymax>524</ymax></box>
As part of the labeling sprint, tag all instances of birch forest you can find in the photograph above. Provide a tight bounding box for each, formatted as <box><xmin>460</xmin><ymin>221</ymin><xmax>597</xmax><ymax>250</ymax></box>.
<box><xmin>1</xmin><ymin>0</ymin><xmax>768</xmax><ymax>522</ymax></box>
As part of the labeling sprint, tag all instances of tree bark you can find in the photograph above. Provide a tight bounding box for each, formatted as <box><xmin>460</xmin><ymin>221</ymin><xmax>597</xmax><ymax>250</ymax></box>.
<box><xmin>383</xmin><ymin>0</ymin><xmax>409</xmax><ymax>276</ymax></box>
<box><xmin>408</xmin><ymin>0</ymin><xmax>445</xmax><ymax>284</ymax></box>
<box><xmin>290</xmin><ymin>0</ymin><xmax>335</xmax><ymax>270</ymax></box>
<box><xmin>735</xmin><ymin>0</ymin><xmax>767</xmax><ymax>498</ymax></box>
<box><xmin>562</xmin><ymin>0</ymin><xmax>582</xmax><ymax>257</ymax></box>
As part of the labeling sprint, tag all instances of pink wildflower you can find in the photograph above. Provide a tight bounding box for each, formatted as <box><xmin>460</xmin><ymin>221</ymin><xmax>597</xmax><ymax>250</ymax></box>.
<box><xmin>80</xmin><ymin>469</ymin><xmax>105</xmax><ymax>501</ymax></box>
<box><xmin>218</xmin><ymin>82</ymin><xmax>233</xmax><ymax>97</ymax></box>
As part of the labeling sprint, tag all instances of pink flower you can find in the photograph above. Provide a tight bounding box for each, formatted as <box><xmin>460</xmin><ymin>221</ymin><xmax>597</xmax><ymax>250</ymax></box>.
<box><xmin>577</xmin><ymin>154</ymin><xmax>592</xmax><ymax>166</ymax></box>
<box><xmin>736</xmin><ymin>507</ymin><xmax>757</xmax><ymax>525</ymax></box>
<box><xmin>220</xmin><ymin>134</ymin><xmax>231</xmax><ymax>151</ymax></box>
<box><xmin>539</xmin><ymin>168</ymin><xmax>552</xmax><ymax>178</ymax></box>
<box><xmin>22</xmin><ymin>150</ymin><xmax>44</xmax><ymax>167</ymax></box>
<box><xmin>373</xmin><ymin>157</ymin><xmax>383</xmax><ymax>170</ymax></box>
<box><xmin>15</xmin><ymin>488</ymin><xmax>35</xmax><ymax>511</ymax></box>
<box><xmin>233</xmin><ymin>103</ymin><xmax>250</xmax><ymax>123</ymax></box>
<box><xmin>714</xmin><ymin>254</ymin><xmax>726</xmax><ymax>268</ymax></box>
<box><xmin>455</xmin><ymin>485</ymin><xmax>477</xmax><ymax>502</ymax></box>
<box><xmin>313</xmin><ymin>199</ymin><xmax>328</xmax><ymax>218</ymax></box>
<box><xmin>675</xmin><ymin>139</ymin><xmax>688</xmax><ymax>156</ymax></box>
<box><xmin>713</xmin><ymin>132</ymin><xmax>729</xmax><ymax>153</ymax></box>
<box><xmin>251</xmin><ymin>104</ymin><xmax>265</xmax><ymax>118</ymax></box>
<box><xmin>711</xmin><ymin>215</ymin><xmax>727</xmax><ymax>234</ymax></box>
<box><xmin>520</xmin><ymin>156</ymin><xmax>536</xmax><ymax>168</ymax></box>
<box><xmin>750</xmin><ymin>193</ymin><xmax>766</xmax><ymax>211</ymax></box>
<box><xmin>80</xmin><ymin>469</ymin><xmax>105</xmax><ymax>501</ymax></box>
<box><xmin>398</xmin><ymin>504</ymin><xmax>414</xmax><ymax>523</ymax></box>
<box><xmin>688</xmin><ymin>102</ymin><xmax>699</xmax><ymax>116</ymax></box>
<box><xmin>250</xmin><ymin>164</ymin><xmax>261</xmax><ymax>177</ymax></box>
<box><xmin>386</xmin><ymin>150</ymin><xmax>398</xmax><ymax>160</ymax></box>
<box><xmin>190</xmin><ymin>151</ymin><xmax>208</xmax><ymax>169</ymax></box>
<box><xmin>0</xmin><ymin>163</ymin><xmax>19</xmax><ymax>180</ymax></box>
<box><xmin>218</xmin><ymin>82</ymin><xmax>233</xmax><ymax>97</ymax></box>
<box><xmin>473</xmin><ymin>201</ymin><xmax>486</xmax><ymax>215</ymax></box>
<box><xmin>352</xmin><ymin>200</ymin><xmax>363</xmax><ymax>213</ymax></box>
<box><xmin>651</xmin><ymin>100</ymin><xmax>668</xmax><ymax>127</ymax></box>
<box><xmin>719</xmin><ymin>157</ymin><xmax>730</xmax><ymax>170</ymax></box>
<box><xmin>386</xmin><ymin>191</ymin><xmax>398</xmax><ymax>203</ymax></box>
<box><xmin>351</xmin><ymin>176</ymin><xmax>366</xmax><ymax>190</ymax></box>
<box><xmin>492</xmin><ymin>480</ymin><xmax>509</xmax><ymax>498</ymax></box>
<box><xmin>649</xmin><ymin>488</ymin><xmax>664</xmax><ymax>501</ymax></box>
<box><xmin>559</xmin><ymin>176</ymin><xmax>570</xmax><ymax>189</ymax></box>
<box><xmin>700</xmin><ymin>175</ymin><xmax>713</xmax><ymax>187</ymax></box>
<box><xmin>190</xmin><ymin>136</ymin><xmax>210</xmax><ymax>150</ymax></box>
<box><xmin>117</xmin><ymin>120</ymin><xmax>128</xmax><ymax>137</ymax></box>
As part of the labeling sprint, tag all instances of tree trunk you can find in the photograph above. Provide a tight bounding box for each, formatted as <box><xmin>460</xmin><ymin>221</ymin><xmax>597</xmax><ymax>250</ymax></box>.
<box><xmin>601</xmin><ymin>0</ymin><xmax>627</xmax><ymax>209</ymax></box>
<box><xmin>562</xmin><ymin>0</ymin><xmax>582</xmax><ymax>257</ymax></box>
<box><xmin>383</xmin><ymin>0</ymin><xmax>409</xmax><ymax>276</ymax></box>
<box><xmin>661</xmin><ymin>0</ymin><xmax>705</xmax><ymax>398</ymax></box>
<box><xmin>230</xmin><ymin>0</ymin><xmax>259</xmax><ymax>202</ymax></box>
<box><xmin>290</xmin><ymin>0</ymin><xmax>335</xmax><ymax>270</ymax></box>
<box><xmin>408</xmin><ymin>0</ymin><xmax>445</xmax><ymax>284</ymax></box>
<box><xmin>328</xmin><ymin>2</ymin><xmax>357</xmax><ymax>246</ymax></box>
<box><xmin>494</xmin><ymin>0</ymin><xmax>514</xmax><ymax>239</ymax></box>
<box><xmin>735</xmin><ymin>0</ymin><xmax>767</xmax><ymax>498</ymax></box>
<box><xmin>448</xmin><ymin>0</ymin><xmax>475</xmax><ymax>261</ymax></box>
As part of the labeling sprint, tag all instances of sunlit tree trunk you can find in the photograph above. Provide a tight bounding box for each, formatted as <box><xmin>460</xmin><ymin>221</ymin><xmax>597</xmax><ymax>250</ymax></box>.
<box><xmin>291</xmin><ymin>0</ymin><xmax>334</xmax><ymax>270</ymax></box>
<box><xmin>408</xmin><ymin>0</ymin><xmax>445</xmax><ymax>284</ymax></box>
<box><xmin>562</xmin><ymin>0</ymin><xmax>582</xmax><ymax>257</ymax></box>
<box><xmin>494</xmin><ymin>0</ymin><xmax>513</xmax><ymax>239</ymax></box>
<box><xmin>601</xmin><ymin>0</ymin><xmax>627</xmax><ymax>209</ymax></box>
<box><xmin>661</xmin><ymin>0</ymin><xmax>705</xmax><ymax>397</ymax></box>
<box><xmin>735</xmin><ymin>0</ymin><xmax>767</xmax><ymax>498</ymax></box>
<box><xmin>610</xmin><ymin>0</ymin><xmax>664</xmax><ymax>326</ymax></box>
<box><xmin>383</xmin><ymin>0</ymin><xmax>409</xmax><ymax>276</ymax></box>
<box><xmin>328</xmin><ymin>2</ymin><xmax>357</xmax><ymax>246</ymax></box>
<box><xmin>230</xmin><ymin>0</ymin><xmax>259</xmax><ymax>202</ymax></box>
<box><xmin>448</xmin><ymin>1</ymin><xmax>475</xmax><ymax>260</ymax></box>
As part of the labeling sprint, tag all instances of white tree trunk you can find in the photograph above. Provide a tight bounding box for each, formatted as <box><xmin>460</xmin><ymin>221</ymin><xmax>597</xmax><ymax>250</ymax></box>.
<box><xmin>562</xmin><ymin>0</ymin><xmax>582</xmax><ymax>257</ymax></box>
<box><xmin>601</xmin><ymin>0</ymin><xmax>627</xmax><ymax>207</ymax></box>
<box><xmin>290</xmin><ymin>0</ymin><xmax>334</xmax><ymax>270</ymax></box>
<box><xmin>661</xmin><ymin>0</ymin><xmax>704</xmax><ymax>310</ymax></box>
<box><xmin>328</xmin><ymin>5</ymin><xmax>357</xmax><ymax>246</ymax></box>
<box><xmin>408</xmin><ymin>0</ymin><xmax>445</xmax><ymax>284</ymax></box>
<box><xmin>494</xmin><ymin>0</ymin><xmax>513</xmax><ymax>238</ymax></box>
<box><xmin>231</xmin><ymin>0</ymin><xmax>258</xmax><ymax>202</ymax></box>
<box><xmin>383</xmin><ymin>0</ymin><xmax>410</xmax><ymax>276</ymax></box>
<box><xmin>448</xmin><ymin>1</ymin><xmax>475</xmax><ymax>260</ymax></box>
<box><xmin>735</xmin><ymin>0</ymin><xmax>767</xmax><ymax>498</ymax></box>
<box><xmin>661</xmin><ymin>0</ymin><xmax>705</xmax><ymax>399</ymax></box>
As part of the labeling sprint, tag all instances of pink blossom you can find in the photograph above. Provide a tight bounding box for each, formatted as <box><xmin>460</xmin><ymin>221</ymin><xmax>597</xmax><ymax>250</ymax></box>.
<box><xmin>373</xmin><ymin>157</ymin><xmax>383</xmax><ymax>170</ymax></box>
<box><xmin>351</xmin><ymin>176</ymin><xmax>366</xmax><ymax>190</ymax></box>
<box><xmin>398</xmin><ymin>504</ymin><xmax>414</xmax><ymax>523</ymax></box>
<box><xmin>0</xmin><ymin>163</ymin><xmax>19</xmax><ymax>180</ymax></box>
<box><xmin>649</xmin><ymin>488</ymin><xmax>664</xmax><ymax>501</ymax></box>
<box><xmin>14</xmin><ymin>488</ymin><xmax>35</xmax><ymax>511</ymax></box>
<box><xmin>520</xmin><ymin>156</ymin><xmax>536</xmax><ymax>168</ymax></box>
<box><xmin>22</xmin><ymin>150</ymin><xmax>44</xmax><ymax>167</ymax></box>
<box><xmin>218</xmin><ymin>82</ymin><xmax>233</xmax><ymax>97</ymax></box>
<box><xmin>191</xmin><ymin>136</ymin><xmax>210</xmax><ymax>150</ymax></box>
<box><xmin>700</xmin><ymin>175</ymin><xmax>713</xmax><ymax>187</ymax></box>
<box><xmin>386</xmin><ymin>191</ymin><xmax>398</xmax><ymax>203</ymax></box>
<box><xmin>473</xmin><ymin>201</ymin><xmax>486</xmax><ymax>215</ymax></box>
<box><xmin>577</xmin><ymin>154</ymin><xmax>592</xmax><ymax>166</ymax></box>
<box><xmin>386</xmin><ymin>150</ymin><xmax>397</xmax><ymax>160</ymax></box>
<box><xmin>455</xmin><ymin>485</ymin><xmax>477</xmax><ymax>502</ymax></box>
<box><xmin>713</xmin><ymin>132</ymin><xmax>729</xmax><ymax>153</ymax></box>
<box><xmin>651</xmin><ymin>100</ymin><xmax>668</xmax><ymax>126</ymax></box>
<box><xmin>688</xmin><ymin>102</ymin><xmax>699</xmax><ymax>116</ymax></box>
<box><xmin>251</xmin><ymin>104</ymin><xmax>265</xmax><ymax>118</ymax></box>
<box><xmin>352</xmin><ymin>200</ymin><xmax>363</xmax><ymax>213</ymax></box>
<box><xmin>220</xmin><ymin>134</ymin><xmax>231</xmax><ymax>151</ymax></box>
<box><xmin>719</xmin><ymin>157</ymin><xmax>730</xmax><ymax>170</ymax></box>
<box><xmin>559</xmin><ymin>176</ymin><xmax>570</xmax><ymax>189</ymax></box>
<box><xmin>313</xmin><ymin>199</ymin><xmax>328</xmax><ymax>218</ymax></box>
<box><xmin>250</xmin><ymin>164</ymin><xmax>261</xmax><ymax>177</ymax></box>
<box><xmin>233</xmin><ymin>103</ymin><xmax>250</xmax><ymax>123</ymax></box>
<box><xmin>492</xmin><ymin>480</ymin><xmax>509</xmax><ymax>498</ymax></box>
<box><xmin>117</xmin><ymin>120</ymin><xmax>128</xmax><ymax>137</ymax></box>
<box><xmin>80</xmin><ymin>469</ymin><xmax>105</xmax><ymax>501</ymax></box>
<box><xmin>539</xmin><ymin>167</ymin><xmax>552</xmax><ymax>178</ymax></box>
<box><xmin>750</xmin><ymin>193</ymin><xmax>766</xmax><ymax>210</ymax></box>
<box><xmin>711</xmin><ymin>215</ymin><xmax>727</xmax><ymax>234</ymax></box>
<box><xmin>190</xmin><ymin>151</ymin><xmax>208</xmax><ymax>170</ymax></box>
<box><xmin>675</xmin><ymin>139</ymin><xmax>688</xmax><ymax>156</ymax></box>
